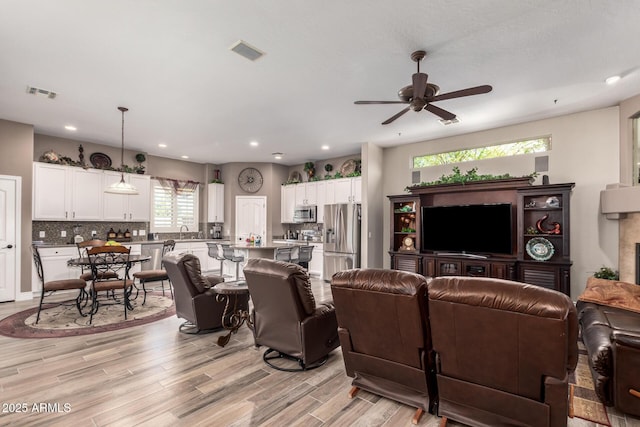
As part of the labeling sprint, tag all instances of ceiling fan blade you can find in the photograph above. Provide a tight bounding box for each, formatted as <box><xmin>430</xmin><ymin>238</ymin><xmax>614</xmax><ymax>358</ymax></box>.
<box><xmin>382</xmin><ymin>107</ymin><xmax>411</xmax><ymax>125</ymax></box>
<box><xmin>430</xmin><ymin>85</ymin><xmax>493</xmax><ymax>102</ymax></box>
<box><xmin>354</xmin><ymin>100</ymin><xmax>409</xmax><ymax>104</ymax></box>
<box><xmin>412</xmin><ymin>73</ymin><xmax>428</xmax><ymax>100</ymax></box>
<box><xmin>425</xmin><ymin>104</ymin><xmax>457</xmax><ymax>121</ymax></box>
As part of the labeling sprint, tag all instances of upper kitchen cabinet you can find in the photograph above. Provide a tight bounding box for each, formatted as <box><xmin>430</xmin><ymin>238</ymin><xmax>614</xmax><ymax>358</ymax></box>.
<box><xmin>33</xmin><ymin>163</ymin><xmax>103</xmax><ymax>220</ymax></box>
<box><xmin>328</xmin><ymin>177</ymin><xmax>361</xmax><ymax>204</ymax></box>
<box><xmin>103</xmin><ymin>171</ymin><xmax>151</xmax><ymax>221</ymax></box>
<box><xmin>207</xmin><ymin>183</ymin><xmax>224</xmax><ymax>223</ymax></box>
<box><xmin>295</xmin><ymin>182</ymin><xmax>317</xmax><ymax>205</ymax></box>
<box><xmin>281</xmin><ymin>185</ymin><xmax>296</xmax><ymax>223</ymax></box>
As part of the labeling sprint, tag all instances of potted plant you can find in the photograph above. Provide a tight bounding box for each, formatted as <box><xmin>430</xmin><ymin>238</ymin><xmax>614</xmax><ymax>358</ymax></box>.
<box><xmin>324</xmin><ymin>163</ymin><xmax>333</xmax><ymax>178</ymax></box>
<box><xmin>304</xmin><ymin>161</ymin><xmax>315</xmax><ymax>180</ymax></box>
<box><xmin>593</xmin><ymin>266</ymin><xmax>619</xmax><ymax>280</ymax></box>
<box><xmin>134</xmin><ymin>153</ymin><xmax>146</xmax><ymax>174</ymax></box>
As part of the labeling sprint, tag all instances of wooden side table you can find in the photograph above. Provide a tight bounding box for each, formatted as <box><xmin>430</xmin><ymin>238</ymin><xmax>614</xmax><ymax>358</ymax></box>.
<box><xmin>213</xmin><ymin>281</ymin><xmax>252</xmax><ymax>347</ymax></box>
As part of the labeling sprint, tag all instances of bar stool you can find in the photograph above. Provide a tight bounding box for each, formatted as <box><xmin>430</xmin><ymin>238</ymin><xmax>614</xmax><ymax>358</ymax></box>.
<box><xmin>274</xmin><ymin>247</ymin><xmax>293</xmax><ymax>262</ymax></box>
<box><xmin>293</xmin><ymin>245</ymin><xmax>314</xmax><ymax>269</ymax></box>
<box><xmin>206</xmin><ymin>242</ymin><xmax>225</xmax><ymax>275</ymax></box>
<box><xmin>222</xmin><ymin>245</ymin><xmax>245</xmax><ymax>280</ymax></box>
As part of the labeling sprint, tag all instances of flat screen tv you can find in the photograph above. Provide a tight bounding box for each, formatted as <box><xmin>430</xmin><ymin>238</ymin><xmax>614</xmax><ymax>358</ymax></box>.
<box><xmin>421</xmin><ymin>203</ymin><xmax>513</xmax><ymax>255</ymax></box>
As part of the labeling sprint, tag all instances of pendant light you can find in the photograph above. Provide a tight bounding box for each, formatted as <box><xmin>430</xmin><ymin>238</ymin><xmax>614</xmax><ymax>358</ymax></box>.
<box><xmin>105</xmin><ymin>106</ymin><xmax>138</xmax><ymax>194</ymax></box>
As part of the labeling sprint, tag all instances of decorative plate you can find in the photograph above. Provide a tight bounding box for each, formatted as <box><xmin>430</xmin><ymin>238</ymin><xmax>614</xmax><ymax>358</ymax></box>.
<box><xmin>289</xmin><ymin>171</ymin><xmax>302</xmax><ymax>182</ymax></box>
<box><xmin>526</xmin><ymin>237</ymin><xmax>555</xmax><ymax>261</ymax></box>
<box><xmin>340</xmin><ymin>159</ymin><xmax>358</xmax><ymax>176</ymax></box>
<box><xmin>545</xmin><ymin>196</ymin><xmax>560</xmax><ymax>208</ymax></box>
<box><xmin>90</xmin><ymin>152</ymin><xmax>112</xmax><ymax>169</ymax></box>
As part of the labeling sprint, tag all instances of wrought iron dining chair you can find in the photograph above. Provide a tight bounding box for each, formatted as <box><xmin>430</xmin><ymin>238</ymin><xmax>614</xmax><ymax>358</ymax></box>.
<box><xmin>31</xmin><ymin>245</ymin><xmax>89</xmax><ymax>324</ymax></box>
<box><xmin>132</xmin><ymin>239</ymin><xmax>175</xmax><ymax>304</ymax></box>
<box><xmin>76</xmin><ymin>239</ymin><xmax>117</xmax><ymax>283</ymax></box>
<box><xmin>206</xmin><ymin>242</ymin><xmax>226</xmax><ymax>275</ymax></box>
<box><xmin>86</xmin><ymin>245</ymin><xmax>134</xmax><ymax>324</ymax></box>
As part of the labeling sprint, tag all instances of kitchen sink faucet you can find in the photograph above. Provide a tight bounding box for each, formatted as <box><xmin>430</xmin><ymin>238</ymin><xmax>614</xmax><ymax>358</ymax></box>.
<box><xmin>179</xmin><ymin>225</ymin><xmax>189</xmax><ymax>240</ymax></box>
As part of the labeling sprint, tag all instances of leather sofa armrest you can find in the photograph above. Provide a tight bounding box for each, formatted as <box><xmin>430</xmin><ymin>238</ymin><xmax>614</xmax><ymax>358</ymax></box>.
<box><xmin>544</xmin><ymin>374</ymin><xmax>569</xmax><ymax>427</ymax></box>
<box><xmin>205</xmin><ymin>275</ymin><xmax>224</xmax><ymax>287</ymax></box>
<box><xmin>300</xmin><ymin>303</ymin><xmax>339</xmax><ymax>365</ymax></box>
<box><xmin>613</xmin><ymin>333</ymin><xmax>640</xmax><ymax>416</ymax></box>
<box><xmin>614</xmin><ymin>333</ymin><xmax>640</xmax><ymax>347</ymax></box>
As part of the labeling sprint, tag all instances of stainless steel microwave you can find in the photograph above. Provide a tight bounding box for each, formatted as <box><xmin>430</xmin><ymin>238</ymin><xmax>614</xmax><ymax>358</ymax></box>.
<box><xmin>293</xmin><ymin>205</ymin><xmax>317</xmax><ymax>223</ymax></box>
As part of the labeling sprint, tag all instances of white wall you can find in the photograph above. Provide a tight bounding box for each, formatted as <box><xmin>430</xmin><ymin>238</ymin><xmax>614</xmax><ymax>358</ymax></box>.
<box><xmin>381</xmin><ymin>107</ymin><xmax>620</xmax><ymax>298</ymax></box>
<box><xmin>361</xmin><ymin>142</ymin><xmax>384</xmax><ymax>268</ymax></box>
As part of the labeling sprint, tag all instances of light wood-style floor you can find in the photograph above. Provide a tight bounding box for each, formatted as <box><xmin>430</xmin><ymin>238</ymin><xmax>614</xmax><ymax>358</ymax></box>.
<box><xmin>0</xmin><ymin>280</ymin><xmax>638</xmax><ymax>427</ymax></box>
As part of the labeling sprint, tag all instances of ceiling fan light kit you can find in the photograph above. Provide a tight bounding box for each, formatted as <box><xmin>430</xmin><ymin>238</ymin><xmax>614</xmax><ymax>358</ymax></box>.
<box><xmin>355</xmin><ymin>50</ymin><xmax>492</xmax><ymax>125</ymax></box>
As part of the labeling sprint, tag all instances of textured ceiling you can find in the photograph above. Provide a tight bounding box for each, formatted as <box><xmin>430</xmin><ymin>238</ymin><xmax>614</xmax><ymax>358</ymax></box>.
<box><xmin>1</xmin><ymin>0</ymin><xmax>639</xmax><ymax>165</ymax></box>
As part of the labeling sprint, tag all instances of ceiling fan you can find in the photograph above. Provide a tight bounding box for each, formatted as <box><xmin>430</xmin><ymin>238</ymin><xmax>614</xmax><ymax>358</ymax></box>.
<box><xmin>355</xmin><ymin>50</ymin><xmax>492</xmax><ymax>125</ymax></box>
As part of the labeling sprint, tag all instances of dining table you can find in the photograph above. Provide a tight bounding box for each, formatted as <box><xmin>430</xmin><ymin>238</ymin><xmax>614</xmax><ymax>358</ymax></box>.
<box><xmin>67</xmin><ymin>254</ymin><xmax>152</xmax><ymax>269</ymax></box>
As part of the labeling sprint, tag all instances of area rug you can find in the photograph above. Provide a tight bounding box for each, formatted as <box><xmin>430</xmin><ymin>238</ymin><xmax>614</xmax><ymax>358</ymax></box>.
<box><xmin>569</xmin><ymin>342</ymin><xmax>611</xmax><ymax>426</ymax></box>
<box><xmin>0</xmin><ymin>293</ymin><xmax>175</xmax><ymax>339</ymax></box>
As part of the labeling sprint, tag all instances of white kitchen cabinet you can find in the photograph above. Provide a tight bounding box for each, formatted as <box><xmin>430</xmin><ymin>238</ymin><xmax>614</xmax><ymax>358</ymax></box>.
<box><xmin>70</xmin><ymin>168</ymin><xmax>104</xmax><ymax>220</ymax></box>
<box><xmin>295</xmin><ymin>182</ymin><xmax>317</xmax><ymax>205</ymax></box>
<box><xmin>32</xmin><ymin>246</ymin><xmax>78</xmax><ymax>293</ymax></box>
<box><xmin>315</xmin><ymin>181</ymin><xmax>327</xmax><ymax>223</ymax></box>
<box><xmin>351</xmin><ymin>176</ymin><xmax>362</xmax><ymax>203</ymax></box>
<box><xmin>207</xmin><ymin>183</ymin><xmax>225</xmax><ymax>223</ymax></box>
<box><xmin>174</xmin><ymin>241</ymin><xmax>211</xmax><ymax>272</ymax></box>
<box><xmin>281</xmin><ymin>185</ymin><xmax>296</xmax><ymax>223</ymax></box>
<box><xmin>308</xmin><ymin>243</ymin><xmax>324</xmax><ymax>279</ymax></box>
<box><xmin>103</xmin><ymin>172</ymin><xmax>151</xmax><ymax>221</ymax></box>
<box><xmin>33</xmin><ymin>163</ymin><xmax>103</xmax><ymax>220</ymax></box>
<box><xmin>33</xmin><ymin>163</ymin><xmax>70</xmax><ymax>220</ymax></box>
<box><xmin>331</xmin><ymin>177</ymin><xmax>361</xmax><ymax>204</ymax></box>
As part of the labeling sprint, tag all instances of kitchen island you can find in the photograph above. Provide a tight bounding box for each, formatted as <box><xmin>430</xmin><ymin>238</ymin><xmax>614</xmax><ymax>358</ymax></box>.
<box><xmin>220</xmin><ymin>240</ymin><xmax>302</xmax><ymax>279</ymax></box>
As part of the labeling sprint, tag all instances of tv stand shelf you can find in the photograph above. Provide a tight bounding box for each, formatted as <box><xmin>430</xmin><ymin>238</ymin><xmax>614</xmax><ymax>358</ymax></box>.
<box><xmin>388</xmin><ymin>180</ymin><xmax>574</xmax><ymax>296</ymax></box>
<box><xmin>422</xmin><ymin>254</ymin><xmax>516</xmax><ymax>280</ymax></box>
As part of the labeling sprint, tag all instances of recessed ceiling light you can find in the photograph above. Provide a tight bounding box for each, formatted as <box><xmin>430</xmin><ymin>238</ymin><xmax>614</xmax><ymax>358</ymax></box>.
<box><xmin>64</xmin><ymin>125</ymin><xmax>77</xmax><ymax>131</ymax></box>
<box><xmin>605</xmin><ymin>75</ymin><xmax>621</xmax><ymax>85</ymax></box>
<box><xmin>321</xmin><ymin>145</ymin><xmax>330</xmax><ymax>150</ymax></box>
<box><xmin>272</xmin><ymin>152</ymin><xmax>283</xmax><ymax>160</ymax></box>
<box><xmin>158</xmin><ymin>143</ymin><xmax>167</xmax><ymax>148</ymax></box>
<box><xmin>250</xmin><ymin>141</ymin><xmax>259</xmax><ymax>147</ymax></box>
<box><xmin>181</xmin><ymin>155</ymin><xmax>189</xmax><ymax>159</ymax></box>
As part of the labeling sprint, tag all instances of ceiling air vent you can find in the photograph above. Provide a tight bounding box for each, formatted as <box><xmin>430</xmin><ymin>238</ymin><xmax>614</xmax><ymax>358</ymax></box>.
<box><xmin>26</xmin><ymin>86</ymin><xmax>57</xmax><ymax>99</ymax></box>
<box><xmin>229</xmin><ymin>40</ymin><xmax>265</xmax><ymax>61</ymax></box>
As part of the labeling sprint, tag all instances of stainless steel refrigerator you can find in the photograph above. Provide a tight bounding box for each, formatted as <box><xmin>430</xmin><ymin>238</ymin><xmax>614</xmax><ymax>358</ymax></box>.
<box><xmin>323</xmin><ymin>203</ymin><xmax>361</xmax><ymax>281</ymax></box>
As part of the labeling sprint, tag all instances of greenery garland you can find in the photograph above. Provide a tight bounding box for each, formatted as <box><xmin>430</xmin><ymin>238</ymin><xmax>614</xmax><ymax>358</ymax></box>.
<box><xmin>406</xmin><ymin>167</ymin><xmax>536</xmax><ymax>192</ymax></box>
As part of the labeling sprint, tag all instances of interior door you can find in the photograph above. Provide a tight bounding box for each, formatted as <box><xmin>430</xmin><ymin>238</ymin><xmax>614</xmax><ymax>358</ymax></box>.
<box><xmin>0</xmin><ymin>175</ymin><xmax>20</xmax><ymax>302</ymax></box>
<box><xmin>235</xmin><ymin>196</ymin><xmax>267</xmax><ymax>243</ymax></box>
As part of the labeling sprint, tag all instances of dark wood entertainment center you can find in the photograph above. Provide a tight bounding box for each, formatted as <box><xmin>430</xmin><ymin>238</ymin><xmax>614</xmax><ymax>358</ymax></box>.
<box><xmin>389</xmin><ymin>178</ymin><xmax>574</xmax><ymax>296</ymax></box>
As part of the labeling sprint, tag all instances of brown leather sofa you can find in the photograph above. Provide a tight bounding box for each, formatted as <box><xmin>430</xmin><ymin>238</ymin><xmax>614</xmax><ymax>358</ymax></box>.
<box><xmin>243</xmin><ymin>258</ymin><xmax>339</xmax><ymax>371</ymax></box>
<box><xmin>331</xmin><ymin>269</ymin><xmax>436</xmax><ymax>423</ymax></box>
<box><xmin>428</xmin><ymin>276</ymin><xmax>578</xmax><ymax>427</ymax></box>
<box><xmin>164</xmin><ymin>253</ymin><xmax>248</xmax><ymax>333</ymax></box>
<box><xmin>577</xmin><ymin>279</ymin><xmax>640</xmax><ymax>416</ymax></box>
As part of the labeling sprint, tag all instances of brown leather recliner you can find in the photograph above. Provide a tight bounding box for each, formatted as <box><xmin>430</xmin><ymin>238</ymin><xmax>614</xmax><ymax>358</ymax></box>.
<box><xmin>331</xmin><ymin>269</ymin><xmax>437</xmax><ymax>424</ymax></box>
<box><xmin>164</xmin><ymin>253</ymin><xmax>247</xmax><ymax>333</ymax></box>
<box><xmin>428</xmin><ymin>276</ymin><xmax>578</xmax><ymax>427</ymax></box>
<box><xmin>243</xmin><ymin>258</ymin><xmax>339</xmax><ymax>371</ymax></box>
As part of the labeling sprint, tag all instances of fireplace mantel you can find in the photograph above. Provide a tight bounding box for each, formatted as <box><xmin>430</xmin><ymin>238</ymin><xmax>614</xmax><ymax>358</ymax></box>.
<box><xmin>601</xmin><ymin>183</ymin><xmax>640</xmax><ymax>219</ymax></box>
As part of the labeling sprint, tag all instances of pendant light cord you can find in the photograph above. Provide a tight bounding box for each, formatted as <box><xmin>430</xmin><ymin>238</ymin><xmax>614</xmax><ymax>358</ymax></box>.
<box><xmin>118</xmin><ymin>106</ymin><xmax>128</xmax><ymax>171</ymax></box>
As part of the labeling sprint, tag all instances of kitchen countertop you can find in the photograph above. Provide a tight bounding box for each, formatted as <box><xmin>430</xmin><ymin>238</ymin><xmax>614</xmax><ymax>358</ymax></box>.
<box><xmin>32</xmin><ymin>238</ymin><xmax>224</xmax><ymax>248</ymax></box>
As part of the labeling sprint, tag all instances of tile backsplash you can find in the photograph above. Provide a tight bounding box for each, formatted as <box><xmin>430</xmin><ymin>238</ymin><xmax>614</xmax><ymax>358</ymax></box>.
<box><xmin>32</xmin><ymin>221</ymin><xmax>211</xmax><ymax>245</ymax></box>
